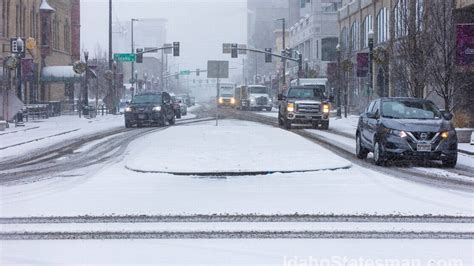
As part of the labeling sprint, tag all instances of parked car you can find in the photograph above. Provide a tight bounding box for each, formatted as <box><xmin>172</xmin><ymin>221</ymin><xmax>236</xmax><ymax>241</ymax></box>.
<box><xmin>124</xmin><ymin>92</ymin><xmax>176</xmax><ymax>128</ymax></box>
<box><xmin>356</xmin><ymin>97</ymin><xmax>458</xmax><ymax>167</ymax></box>
<box><xmin>278</xmin><ymin>85</ymin><xmax>330</xmax><ymax>129</ymax></box>
<box><xmin>175</xmin><ymin>96</ymin><xmax>188</xmax><ymax>116</ymax></box>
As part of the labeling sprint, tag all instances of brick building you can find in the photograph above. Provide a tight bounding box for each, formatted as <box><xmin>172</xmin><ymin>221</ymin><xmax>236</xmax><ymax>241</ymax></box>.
<box><xmin>0</xmin><ymin>0</ymin><xmax>80</xmax><ymax>112</ymax></box>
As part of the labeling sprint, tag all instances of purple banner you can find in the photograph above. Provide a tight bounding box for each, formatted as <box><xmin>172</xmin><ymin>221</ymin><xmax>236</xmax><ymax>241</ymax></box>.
<box><xmin>456</xmin><ymin>24</ymin><xmax>474</xmax><ymax>66</ymax></box>
<box><xmin>21</xmin><ymin>59</ymin><xmax>35</xmax><ymax>81</ymax></box>
<box><xmin>357</xmin><ymin>53</ymin><xmax>369</xmax><ymax>77</ymax></box>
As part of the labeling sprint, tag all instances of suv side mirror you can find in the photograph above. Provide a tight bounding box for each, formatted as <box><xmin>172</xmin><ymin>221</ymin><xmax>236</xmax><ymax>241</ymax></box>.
<box><xmin>441</xmin><ymin>111</ymin><xmax>453</xmax><ymax>120</ymax></box>
<box><xmin>277</xmin><ymin>94</ymin><xmax>284</xmax><ymax>101</ymax></box>
<box><xmin>329</xmin><ymin>95</ymin><xmax>335</xmax><ymax>103</ymax></box>
<box><xmin>367</xmin><ymin>112</ymin><xmax>378</xmax><ymax>119</ymax></box>
<box><xmin>126</xmin><ymin>101</ymin><xmax>130</xmax><ymax>105</ymax></box>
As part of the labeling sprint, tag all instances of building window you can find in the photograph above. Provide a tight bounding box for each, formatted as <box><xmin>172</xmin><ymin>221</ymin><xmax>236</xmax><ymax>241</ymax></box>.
<box><xmin>0</xmin><ymin>0</ymin><xmax>4</xmax><ymax>37</ymax></box>
<box><xmin>340</xmin><ymin>27</ymin><xmax>348</xmax><ymax>50</ymax></box>
<box><xmin>64</xmin><ymin>19</ymin><xmax>70</xmax><ymax>52</ymax></box>
<box><xmin>377</xmin><ymin>8</ymin><xmax>389</xmax><ymax>43</ymax></box>
<box><xmin>394</xmin><ymin>0</ymin><xmax>408</xmax><ymax>38</ymax></box>
<box><xmin>300</xmin><ymin>0</ymin><xmax>305</xmax><ymax>8</ymax></box>
<box><xmin>321</xmin><ymin>37</ymin><xmax>338</xmax><ymax>61</ymax></box>
<box><xmin>362</xmin><ymin>15</ymin><xmax>372</xmax><ymax>48</ymax></box>
<box><xmin>350</xmin><ymin>21</ymin><xmax>360</xmax><ymax>52</ymax></box>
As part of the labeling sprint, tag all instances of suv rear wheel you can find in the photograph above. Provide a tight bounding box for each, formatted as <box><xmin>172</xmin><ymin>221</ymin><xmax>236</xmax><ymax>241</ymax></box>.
<box><xmin>284</xmin><ymin>118</ymin><xmax>292</xmax><ymax>130</ymax></box>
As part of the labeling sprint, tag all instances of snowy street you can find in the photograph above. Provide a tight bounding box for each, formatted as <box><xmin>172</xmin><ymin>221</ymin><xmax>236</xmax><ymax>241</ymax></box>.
<box><xmin>1</xmin><ymin>105</ymin><xmax>473</xmax><ymax>264</ymax></box>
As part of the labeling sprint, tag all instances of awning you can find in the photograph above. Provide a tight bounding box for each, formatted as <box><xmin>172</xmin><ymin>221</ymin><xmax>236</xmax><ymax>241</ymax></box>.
<box><xmin>41</xmin><ymin>66</ymin><xmax>83</xmax><ymax>83</ymax></box>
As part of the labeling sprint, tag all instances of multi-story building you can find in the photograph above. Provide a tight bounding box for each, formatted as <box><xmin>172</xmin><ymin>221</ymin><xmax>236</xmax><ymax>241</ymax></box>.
<box><xmin>246</xmin><ymin>0</ymin><xmax>289</xmax><ymax>84</ymax></box>
<box><xmin>288</xmin><ymin>0</ymin><xmax>341</xmax><ymax>79</ymax></box>
<box><xmin>338</xmin><ymin>0</ymin><xmax>473</xmax><ymax>114</ymax></box>
<box><xmin>0</xmin><ymin>0</ymin><xmax>80</xmax><ymax>113</ymax></box>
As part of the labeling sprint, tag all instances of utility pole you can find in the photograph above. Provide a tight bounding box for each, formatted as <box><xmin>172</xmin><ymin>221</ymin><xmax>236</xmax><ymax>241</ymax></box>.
<box><xmin>108</xmin><ymin>0</ymin><xmax>115</xmax><ymax>114</ymax></box>
<box><xmin>131</xmin><ymin>18</ymin><xmax>138</xmax><ymax>91</ymax></box>
<box><xmin>277</xmin><ymin>18</ymin><xmax>286</xmax><ymax>89</ymax></box>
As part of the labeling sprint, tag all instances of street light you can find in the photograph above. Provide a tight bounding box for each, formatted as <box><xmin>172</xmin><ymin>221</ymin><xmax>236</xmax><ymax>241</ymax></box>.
<box><xmin>368</xmin><ymin>29</ymin><xmax>374</xmax><ymax>103</ymax></box>
<box><xmin>83</xmin><ymin>50</ymin><xmax>90</xmax><ymax>115</ymax></box>
<box><xmin>16</xmin><ymin>37</ymin><xmax>24</xmax><ymax>100</ymax></box>
<box><xmin>336</xmin><ymin>43</ymin><xmax>342</xmax><ymax>118</ymax></box>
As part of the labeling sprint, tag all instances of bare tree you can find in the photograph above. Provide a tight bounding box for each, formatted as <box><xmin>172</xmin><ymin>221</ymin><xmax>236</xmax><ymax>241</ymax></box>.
<box><xmin>426</xmin><ymin>0</ymin><xmax>472</xmax><ymax>112</ymax></box>
<box><xmin>390</xmin><ymin>0</ymin><xmax>432</xmax><ymax>98</ymax></box>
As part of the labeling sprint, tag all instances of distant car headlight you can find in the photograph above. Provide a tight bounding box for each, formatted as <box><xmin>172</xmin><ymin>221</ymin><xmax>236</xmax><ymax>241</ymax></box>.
<box><xmin>268</xmin><ymin>98</ymin><xmax>272</xmax><ymax>103</ymax></box>
<box><xmin>287</xmin><ymin>103</ymin><xmax>295</xmax><ymax>112</ymax></box>
<box><xmin>250</xmin><ymin>97</ymin><xmax>256</xmax><ymax>103</ymax></box>
<box><xmin>322</xmin><ymin>104</ymin><xmax>330</xmax><ymax>114</ymax></box>
<box><xmin>125</xmin><ymin>107</ymin><xmax>132</xmax><ymax>112</ymax></box>
<box><xmin>218</xmin><ymin>98</ymin><xmax>224</xmax><ymax>104</ymax></box>
<box><xmin>153</xmin><ymin>106</ymin><xmax>161</xmax><ymax>111</ymax></box>
<box><xmin>230</xmin><ymin>97</ymin><xmax>236</xmax><ymax>104</ymax></box>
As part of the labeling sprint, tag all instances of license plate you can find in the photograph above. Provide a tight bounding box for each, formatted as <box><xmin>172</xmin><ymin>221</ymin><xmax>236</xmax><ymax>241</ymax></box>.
<box><xmin>138</xmin><ymin>114</ymin><xmax>145</xmax><ymax>119</ymax></box>
<box><xmin>417</xmin><ymin>143</ymin><xmax>431</xmax><ymax>152</ymax></box>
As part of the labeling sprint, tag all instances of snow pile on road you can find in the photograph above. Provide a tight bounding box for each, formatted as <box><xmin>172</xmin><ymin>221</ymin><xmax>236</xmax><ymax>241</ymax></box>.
<box><xmin>125</xmin><ymin>120</ymin><xmax>352</xmax><ymax>173</ymax></box>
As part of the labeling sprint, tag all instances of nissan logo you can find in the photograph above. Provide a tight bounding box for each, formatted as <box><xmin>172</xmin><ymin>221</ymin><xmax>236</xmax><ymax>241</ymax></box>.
<box><xmin>420</xmin><ymin>132</ymin><xmax>428</xmax><ymax>140</ymax></box>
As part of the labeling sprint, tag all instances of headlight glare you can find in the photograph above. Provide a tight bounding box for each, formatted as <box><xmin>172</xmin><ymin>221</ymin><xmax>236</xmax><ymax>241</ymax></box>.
<box><xmin>287</xmin><ymin>103</ymin><xmax>295</xmax><ymax>112</ymax></box>
<box><xmin>323</xmin><ymin>104</ymin><xmax>330</xmax><ymax>114</ymax></box>
<box><xmin>230</xmin><ymin>98</ymin><xmax>236</xmax><ymax>104</ymax></box>
<box><xmin>153</xmin><ymin>106</ymin><xmax>161</xmax><ymax>111</ymax></box>
<box><xmin>440</xmin><ymin>131</ymin><xmax>449</xmax><ymax>139</ymax></box>
<box><xmin>125</xmin><ymin>107</ymin><xmax>132</xmax><ymax>112</ymax></box>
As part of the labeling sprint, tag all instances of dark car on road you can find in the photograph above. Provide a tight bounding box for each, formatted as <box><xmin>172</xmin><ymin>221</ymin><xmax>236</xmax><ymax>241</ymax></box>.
<box><xmin>356</xmin><ymin>97</ymin><xmax>458</xmax><ymax>167</ymax></box>
<box><xmin>124</xmin><ymin>92</ymin><xmax>176</xmax><ymax>128</ymax></box>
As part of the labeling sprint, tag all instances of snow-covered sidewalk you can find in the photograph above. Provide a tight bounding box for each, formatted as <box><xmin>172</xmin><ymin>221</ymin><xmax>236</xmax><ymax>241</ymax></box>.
<box><xmin>0</xmin><ymin>115</ymin><xmax>124</xmax><ymax>161</ymax></box>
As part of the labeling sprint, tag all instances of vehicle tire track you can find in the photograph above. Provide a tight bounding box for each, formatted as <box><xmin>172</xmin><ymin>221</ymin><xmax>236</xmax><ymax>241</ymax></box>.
<box><xmin>223</xmin><ymin>109</ymin><xmax>474</xmax><ymax>192</ymax></box>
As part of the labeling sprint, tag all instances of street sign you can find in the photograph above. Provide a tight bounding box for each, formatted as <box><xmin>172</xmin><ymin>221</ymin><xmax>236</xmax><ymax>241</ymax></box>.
<box><xmin>163</xmin><ymin>43</ymin><xmax>173</xmax><ymax>54</ymax></box>
<box><xmin>114</xmin><ymin>53</ymin><xmax>136</xmax><ymax>62</ymax></box>
<box><xmin>223</xmin><ymin>43</ymin><xmax>231</xmax><ymax>54</ymax></box>
<box><xmin>207</xmin><ymin>60</ymin><xmax>229</xmax><ymax>78</ymax></box>
<box><xmin>180</xmin><ymin>70</ymin><xmax>191</xmax><ymax>75</ymax></box>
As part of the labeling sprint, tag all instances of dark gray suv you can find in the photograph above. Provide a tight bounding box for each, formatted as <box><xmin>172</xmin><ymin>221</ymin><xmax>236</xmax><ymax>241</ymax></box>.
<box><xmin>356</xmin><ymin>97</ymin><xmax>458</xmax><ymax>167</ymax></box>
<box><xmin>124</xmin><ymin>92</ymin><xmax>176</xmax><ymax>128</ymax></box>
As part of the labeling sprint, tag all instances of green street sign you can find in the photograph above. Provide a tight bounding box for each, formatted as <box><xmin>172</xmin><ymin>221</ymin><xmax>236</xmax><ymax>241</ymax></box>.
<box><xmin>180</xmin><ymin>70</ymin><xmax>191</xmax><ymax>75</ymax></box>
<box><xmin>114</xmin><ymin>53</ymin><xmax>136</xmax><ymax>62</ymax></box>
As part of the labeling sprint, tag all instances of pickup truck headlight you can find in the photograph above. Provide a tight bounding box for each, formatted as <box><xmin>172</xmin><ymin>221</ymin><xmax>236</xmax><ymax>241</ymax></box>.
<box><xmin>322</xmin><ymin>104</ymin><xmax>330</xmax><ymax>114</ymax></box>
<box><xmin>287</xmin><ymin>103</ymin><xmax>295</xmax><ymax>112</ymax></box>
<box><xmin>125</xmin><ymin>107</ymin><xmax>132</xmax><ymax>112</ymax></box>
<box><xmin>153</xmin><ymin>106</ymin><xmax>161</xmax><ymax>112</ymax></box>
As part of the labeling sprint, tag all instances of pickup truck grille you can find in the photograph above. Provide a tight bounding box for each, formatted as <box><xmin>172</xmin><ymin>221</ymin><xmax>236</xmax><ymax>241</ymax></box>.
<box><xmin>296</xmin><ymin>103</ymin><xmax>320</xmax><ymax>114</ymax></box>
<box><xmin>256</xmin><ymin>97</ymin><xmax>268</xmax><ymax>105</ymax></box>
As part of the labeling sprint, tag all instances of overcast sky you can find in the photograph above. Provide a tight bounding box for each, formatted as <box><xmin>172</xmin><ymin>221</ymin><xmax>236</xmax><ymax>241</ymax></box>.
<box><xmin>81</xmin><ymin>0</ymin><xmax>247</xmax><ymax>73</ymax></box>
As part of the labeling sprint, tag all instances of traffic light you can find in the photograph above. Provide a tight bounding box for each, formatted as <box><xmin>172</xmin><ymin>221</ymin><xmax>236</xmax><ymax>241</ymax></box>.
<box><xmin>136</xmin><ymin>48</ymin><xmax>143</xmax><ymax>63</ymax></box>
<box><xmin>173</xmin><ymin>42</ymin><xmax>180</xmax><ymax>57</ymax></box>
<box><xmin>265</xmin><ymin>48</ymin><xmax>272</xmax><ymax>63</ymax></box>
<box><xmin>231</xmin><ymin>43</ymin><xmax>238</xmax><ymax>58</ymax></box>
<box><xmin>196</xmin><ymin>68</ymin><xmax>200</xmax><ymax>76</ymax></box>
<box><xmin>298</xmin><ymin>52</ymin><xmax>303</xmax><ymax>76</ymax></box>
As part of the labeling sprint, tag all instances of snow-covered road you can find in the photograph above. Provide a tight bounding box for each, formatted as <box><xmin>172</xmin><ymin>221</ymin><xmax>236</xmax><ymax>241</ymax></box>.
<box><xmin>1</xmin><ymin>112</ymin><xmax>472</xmax><ymax>264</ymax></box>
